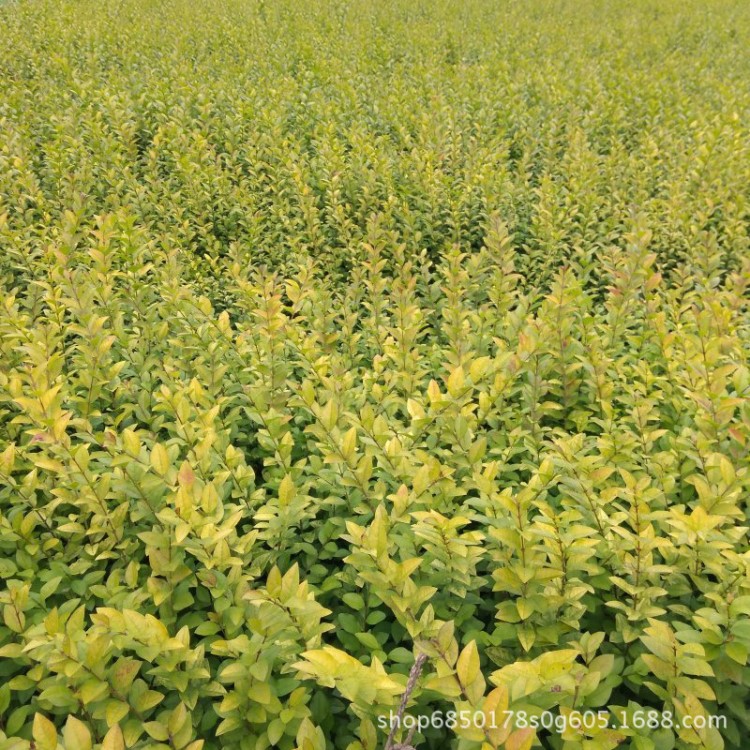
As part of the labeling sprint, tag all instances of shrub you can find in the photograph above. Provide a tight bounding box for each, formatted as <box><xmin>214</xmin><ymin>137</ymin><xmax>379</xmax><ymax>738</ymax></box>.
<box><xmin>1</xmin><ymin>0</ymin><xmax>749</xmax><ymax>749</ymax></box>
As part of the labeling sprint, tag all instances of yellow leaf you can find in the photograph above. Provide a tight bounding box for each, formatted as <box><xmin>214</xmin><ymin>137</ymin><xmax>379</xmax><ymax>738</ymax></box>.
<box><xmin>122</xmin><ymin>429</ymin><xmax>141</xmax><ymax>456</ymax></box>
<box><xmin>102</xmin><ymin>725</ymin><xmax>125</xmax><ymax>750</ymax></box>
<box><xmin>506</xmin><ymin>727</ymin><xmax>535</xmax><ymax>750</ymax></box>
<box><xmin>320</xmin><ymin>399</ymin><xmax>338</xmax><ymax>430</ymax></box>
<box><xmin>483</xmin><ymin>686</ymin><xmax>511</xmax><ymax>745</ymax></box>
<box><xmin>33</xmin><ymin>455</ymin><xmax>66</xmax><ymax>474</ymax></box>
<box><xmin>469</xmin><ymin>356</ymin><xmax>491</xmax><ymax>381</ymax></box>
<box><xmin>279</xmin><ymin>474</ymin><xmax>296</xmax><ymax>507</ymax></box>
<box><xmin>516</xmin><ymin>599</ymin><xmax>534</xmax><ymax>620</ymax></box>
<box><xmin>64</xmin><ymin>716</ymin><xmax>92</xmax><ymax>750</ymax></box>
<box><xmin>33</xmin><ymin>713</ymin><xmax>58</xmax><ymax>750</ymax></box>
<box><xmin>112</xmin><ymin>659</ymin><xmax>141</xmax><ymax>692</ymax></box>
<box><xmin>536</xmin><ymin>649</ymin><xmax>578</xmax><ymax>681</ymax></box>
<box><xmin>483</xmin><ymin>685</ymin><xmax>508</xmax><ymax>716</ymax></box>
<box><xmin>3</xmin><ymin>604</ymin><xmax>24</xmax><ymax>633</ymax></box>
<box><xmin>105</xmin><ymin>699</ymin><xmax>130</xmax><ymax>727</ymax></box>
<box><xmin>427</xmin><ymin>379</ymin><xmax>441</xmax><ymax>403</ymax></box>
<box><xmin>645</xmin><ymin>271</ymin><xmax>662</xmax><ymax>291</ymax></box>
<box><xmin>177</xmin><ymin>461</ymin><xmax>195</xmax><ymax>487</ymax></box>
<box><xmin>1</xmin><ymin>443</ymin><xmax>16</xmax><ymax>471</ymax></box>
<box><xmin>456</xmin><ymin>640</ymin><xmax>480</xmax><ymax>687</ymax></box>
<box><xmin>168</xmin><ymin>702</ymin><xmax>188</xmax><ymax>735</ymax></box>
<box><xmin>150</xmin><ymin>444</ymin><xmax>170</xmax><ymax>476</ymax></box>
<box><xmin>423</xmin><ymin>674</ymin><xmax>462</xmax><ymax>698</ymax></box>
<box><xmin>341</xmin><ymin>427</ymin><xmax>357</xmax><ymax>460</ymax></box>
<box><xmin>446</xmin><ymin>366</ymin><xmax>465</xmax><ymax>396</ymax></box>
<box><xmin>406</xmin><ymin>398</ymin><xmax>425</xmax><ymax>419</ymax></box>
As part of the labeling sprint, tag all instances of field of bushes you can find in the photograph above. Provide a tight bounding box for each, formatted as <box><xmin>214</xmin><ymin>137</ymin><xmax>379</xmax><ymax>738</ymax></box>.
<box><xmin>1</xmin><ymin>0</ymin><xmax>750</xmax><ymax>749</ymax></box>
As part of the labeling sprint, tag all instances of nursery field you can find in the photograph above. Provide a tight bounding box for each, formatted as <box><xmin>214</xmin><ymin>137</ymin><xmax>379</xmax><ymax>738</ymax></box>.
<box><xmin>1</xmin><ymin>0</ymin><xmax>750</xmax><ymax>749</ymax></box>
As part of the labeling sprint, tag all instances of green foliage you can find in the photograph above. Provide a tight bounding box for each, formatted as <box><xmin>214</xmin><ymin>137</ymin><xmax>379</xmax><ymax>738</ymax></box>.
<box><xmin>1</xmin><ymin>0</ymin><xmax>750</xmax><ymax>748</ymax></box>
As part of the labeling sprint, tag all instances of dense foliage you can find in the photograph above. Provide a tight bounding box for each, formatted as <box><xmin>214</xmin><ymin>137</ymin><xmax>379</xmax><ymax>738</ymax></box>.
<box><xmin>1</xmin><ymin>0</ymin><xmax>750</xmax><ymax>749</ymax></box>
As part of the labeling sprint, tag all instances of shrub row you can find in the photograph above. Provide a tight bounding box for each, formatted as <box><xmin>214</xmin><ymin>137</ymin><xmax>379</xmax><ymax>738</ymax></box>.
<box><xmin>1</xmin><ymin>1</ymin><xmax>749</xmax><ymax>749</ymax></box>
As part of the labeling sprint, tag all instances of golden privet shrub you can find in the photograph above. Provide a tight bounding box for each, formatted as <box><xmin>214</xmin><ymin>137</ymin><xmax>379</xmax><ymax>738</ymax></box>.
<box><xmin>0</xmin><ymin>0</ymin><xmax>749</xmax><ymax>749</ymax></box>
